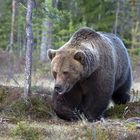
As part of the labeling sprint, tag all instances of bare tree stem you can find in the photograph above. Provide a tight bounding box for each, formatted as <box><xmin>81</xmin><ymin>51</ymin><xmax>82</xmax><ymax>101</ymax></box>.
<box><xmin>24</xmin><ymin>0</ymin><xmax>34</xmax><ymax>98</ymax></box>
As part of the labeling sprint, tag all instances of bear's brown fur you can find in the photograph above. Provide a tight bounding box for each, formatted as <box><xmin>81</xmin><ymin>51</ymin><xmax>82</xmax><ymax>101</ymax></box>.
<box><xmin>48</xmin><ymin>27</ymin><xmax>132</xmax><ymax>121</ymax></box>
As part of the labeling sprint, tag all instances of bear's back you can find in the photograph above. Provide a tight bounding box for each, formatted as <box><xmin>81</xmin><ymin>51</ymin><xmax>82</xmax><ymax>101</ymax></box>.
<box><xmin>99</xmin><ymin>32</ymin><xmax>132</xmax><ymax>88</ymax></box>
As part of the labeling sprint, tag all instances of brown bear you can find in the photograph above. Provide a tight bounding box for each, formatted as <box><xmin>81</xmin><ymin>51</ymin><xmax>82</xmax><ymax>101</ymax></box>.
<box><xmin>48</xmin><ymin>27</ymin><xmax>132</xmax><ymax>122</ymax></box>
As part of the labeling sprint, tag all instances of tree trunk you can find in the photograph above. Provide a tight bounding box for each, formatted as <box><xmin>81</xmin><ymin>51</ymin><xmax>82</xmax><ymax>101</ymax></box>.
<box><xmin>40</xmin><ymin>19</ymin><xmax>53</xmax><ymax>61</ymax></box>
<box><xmin>9</xmin><ymin>0</ymin><xmax>17</xmax><ymax>52</ymax></box>
<box><xmin>40</xmin><ymin>0</ymin><xmax>57</xmax><ymax>62</ymax></box>
<box><xmin>24</xmin><ymin>0</ymin><xmax>34</xmax><ymax>98</ymax></box>
<box><xmin>40</xmin><ymin>19</ymin><xmax>48</xmax><ymax>61</ymax></box>
<box><xmin>47</xmin><ymin>20</ymin><xmax>53</xmax><ymax>50</ymax></box>
<box><xmin>52</xmin><ymin>0</ymin><xmax>59</xmax><ymax>8</ymax></box>
<box><xmin>130</xmin><ymin>0</ymin><xmax>137</xmax><ymax>49</ymax></box>
<box><xmin>114</xmin><ymin>1</ymin><xmax>120</xmax><ymax>35</ymax></box>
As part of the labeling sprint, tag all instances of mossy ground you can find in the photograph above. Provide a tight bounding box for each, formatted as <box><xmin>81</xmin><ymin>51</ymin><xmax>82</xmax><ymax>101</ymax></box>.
<box><xmin>0</xmin><ymin>85</ymin><xmax>140</xmax><ymax>140</ymax></box>
<box><xmin>1</xmin><ymin>118</ymin><xmax>140</xmax><ymax>140</ymax></box>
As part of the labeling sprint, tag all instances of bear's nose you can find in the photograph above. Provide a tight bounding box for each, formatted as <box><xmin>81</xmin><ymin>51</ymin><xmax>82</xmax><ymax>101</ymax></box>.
<box><xmin>54</xmin><ymin>85</ymin><xmax>63</xmax><ymax>93</ymax></box>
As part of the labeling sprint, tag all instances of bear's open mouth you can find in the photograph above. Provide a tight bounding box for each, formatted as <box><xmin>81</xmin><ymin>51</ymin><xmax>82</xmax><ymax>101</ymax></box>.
<box><xmin>57</xmin><ymin>88</ymin><xmax>66</xmax><ymax>95</ymax></box>
<box><xmin>57</xmin><ymin>85</ymin><xmax>72</xmax><ymax>95</ymax></box>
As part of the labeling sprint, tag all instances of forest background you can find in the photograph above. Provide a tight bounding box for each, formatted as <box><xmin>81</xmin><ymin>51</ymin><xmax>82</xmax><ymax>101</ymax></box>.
<box><xmin>0</xmin><ymin>0</ymin><xmax>140</xmax><ymax>57</ymax></box>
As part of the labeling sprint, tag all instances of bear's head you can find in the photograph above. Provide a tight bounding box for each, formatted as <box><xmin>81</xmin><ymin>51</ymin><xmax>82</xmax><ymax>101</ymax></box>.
<box><xmin>48</xmin><ymin>49</ymin><xmax>86</xmax><ymax>94</ymax></box>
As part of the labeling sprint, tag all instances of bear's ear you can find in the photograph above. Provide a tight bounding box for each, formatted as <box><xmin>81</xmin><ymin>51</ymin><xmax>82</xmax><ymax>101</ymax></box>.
<box><xmin>74</xmin><ymin>50</ymin><xmax>86</xmax><ymax>65</ymax></box>
<box><xmin>47</xmin><ymin>49</ymin><xmax>56</xmax><ymax>60</ymax></box>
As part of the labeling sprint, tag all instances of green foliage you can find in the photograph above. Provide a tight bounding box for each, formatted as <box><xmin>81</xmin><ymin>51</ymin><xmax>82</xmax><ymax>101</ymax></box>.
<box><xmin>0</xmin><ymin>0</ymin><xmax>11</xmax><ymax>49</ymax></box>
<box><xmin>76</xmin><ymin>0</ymin><xmax>116</xmax><ymax>32</ymax></box>
<box><xmin>0</xmin><ymin>0</ymin><xmax>139</xmax><ymax>52</ymax></box>
<box><xmin>53</xmin><ymin>10</ymin><xmax>85</xmax><ymax>48</ymax></box>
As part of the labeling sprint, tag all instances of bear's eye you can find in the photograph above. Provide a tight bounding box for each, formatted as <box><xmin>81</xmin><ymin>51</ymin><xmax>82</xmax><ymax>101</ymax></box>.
<box><xmin>53</xmin><ymin>71</ymin><xmax>57</xmax><ymax>79</ymax></box>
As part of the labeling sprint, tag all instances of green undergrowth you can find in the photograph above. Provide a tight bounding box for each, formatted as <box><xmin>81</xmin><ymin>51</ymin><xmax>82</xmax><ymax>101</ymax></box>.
<box><xmin>106</xmin><ymin>101</ymin><xmax>140</xmax><ymax>119</ymax></box>
<box><xmin>3</xmin><ymin>96</ymin><xmax>54</xmax><ymax>122</ymax></box>
<box><xmin>0</xmin><ymin>85</ymin><xmax>54</xmax><ymax>122</ymax></box>
<box><xmin>107</xmin><ymin>89</ymin><xmax>140</xmax><ymax>119</ymax></box>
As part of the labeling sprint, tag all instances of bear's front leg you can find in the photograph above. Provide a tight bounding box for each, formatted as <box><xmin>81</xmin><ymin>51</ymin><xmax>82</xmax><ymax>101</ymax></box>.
<box><xmin>80</xmin><ymin>72</ymin><xmax>114</xmax><ymax>122</ymax></box>
<box><xmin>82</xmin><ymin>92</ymin><xmax>111</xmax><ymax>122</ymax></box>
<box><xmin>53</xmin><ymin>83</ymin><xmax>83</xmax><ymax>121</ymax></box>
<box><xmin>53</xmin><ymin>92</ymin><xmax>79</xmax><ymax>121</ymax></box>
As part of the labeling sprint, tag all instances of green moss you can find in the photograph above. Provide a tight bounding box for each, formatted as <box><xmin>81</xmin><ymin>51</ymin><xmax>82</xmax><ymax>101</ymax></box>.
<box><xmin>11</xmin><ymin>121</ymin><xmax>41</xmax><ymax>140</ymax></box>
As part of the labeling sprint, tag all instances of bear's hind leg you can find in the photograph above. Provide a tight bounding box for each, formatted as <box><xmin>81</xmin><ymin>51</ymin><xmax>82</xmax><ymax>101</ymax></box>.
<box><xmin>112</xmin><ymin>73</ymin><xmax>131</xmax><ymax>104</ymax></box>
<box><xmin>112</xmin><ymin>91</ymin><xmax>130</xmax><ymax>104</ymax></box>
